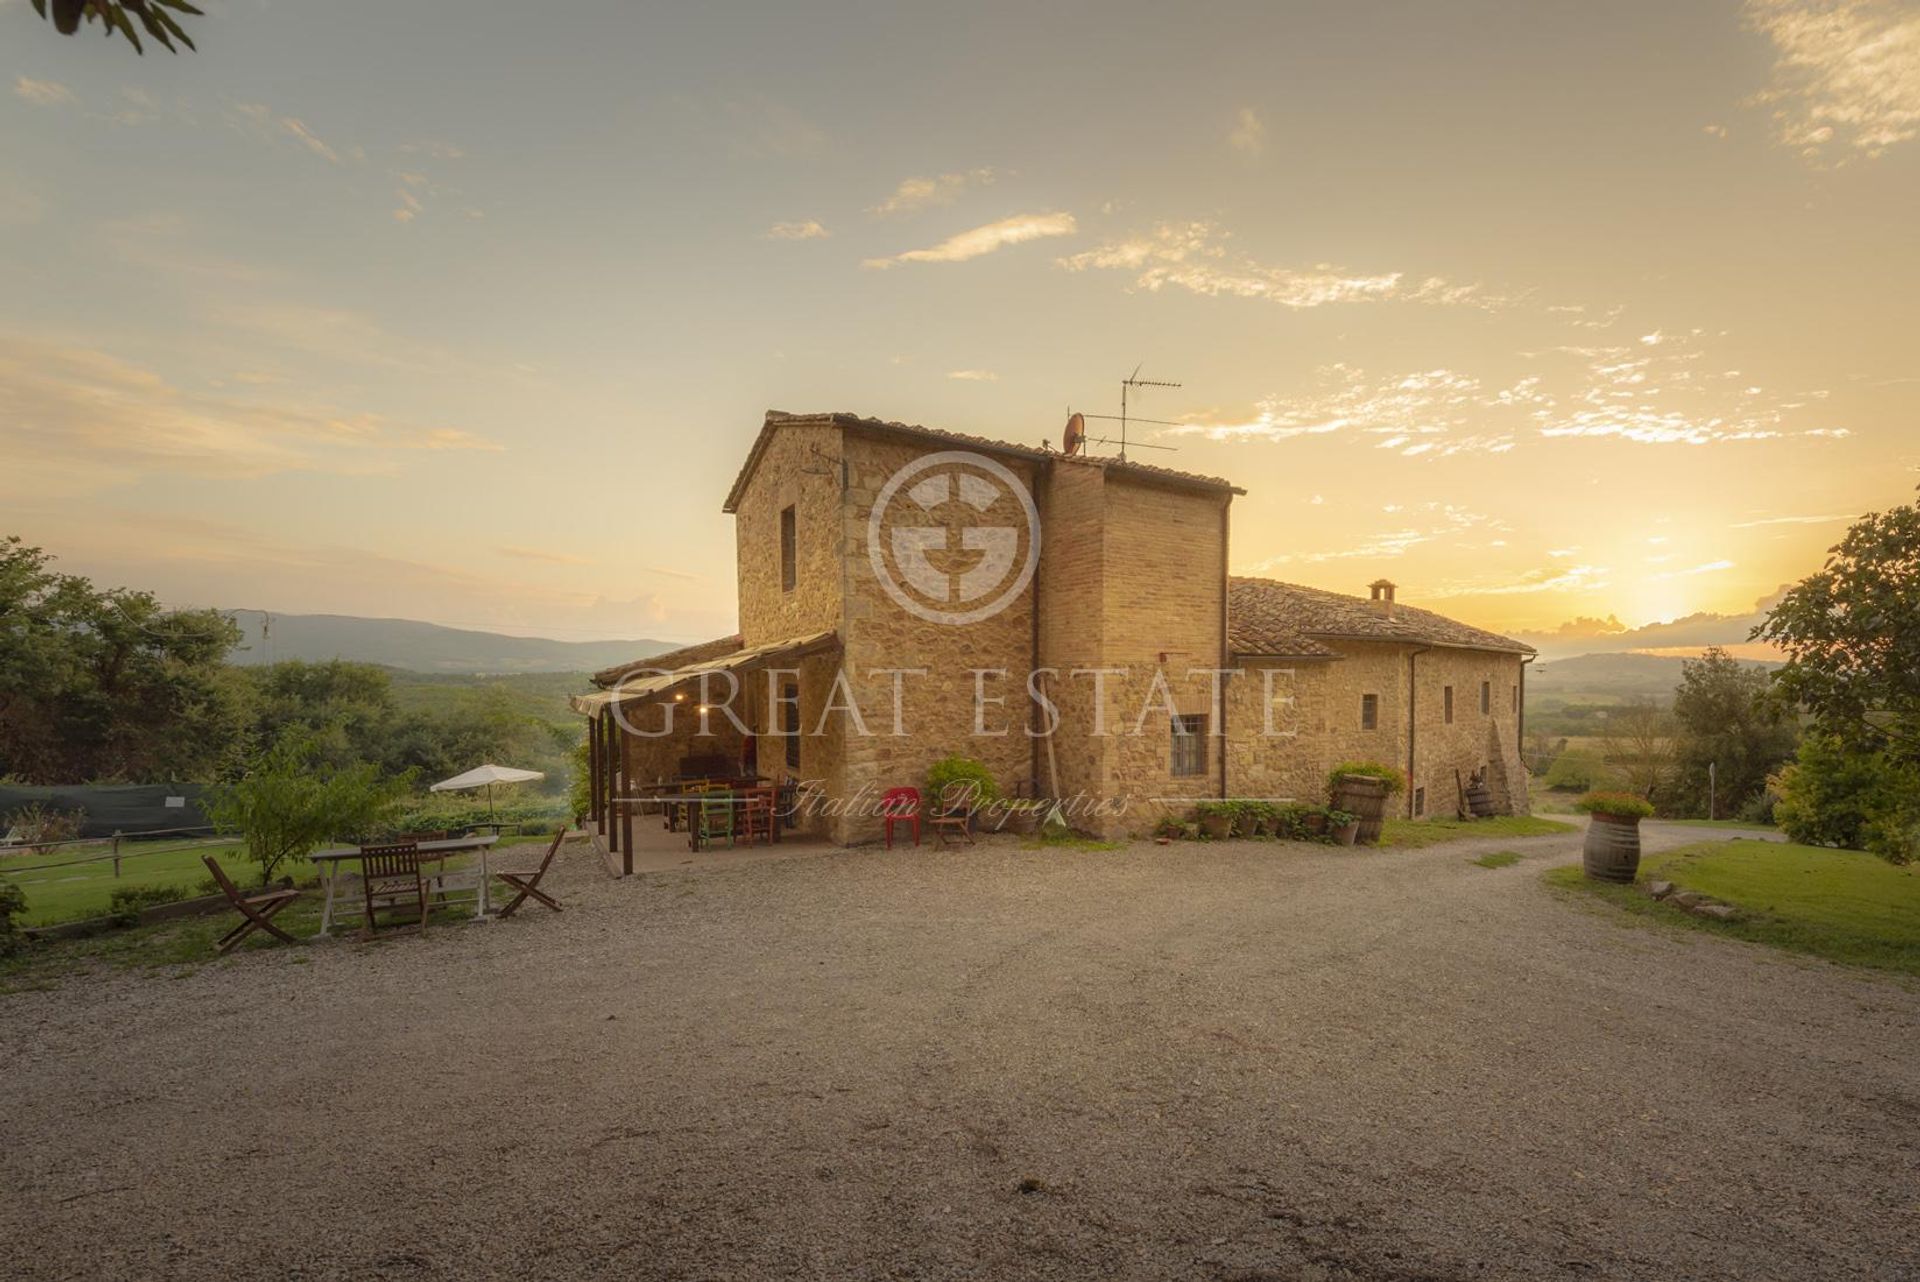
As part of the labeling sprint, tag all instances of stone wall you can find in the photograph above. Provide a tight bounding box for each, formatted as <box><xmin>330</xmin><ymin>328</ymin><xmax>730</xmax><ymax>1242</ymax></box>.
<box><xmin>834</xmin><ymin>429</ymin><xmax>1040</xmax><ymax>844</ymax></box>
<box><xmin>1406</xmin><ymin>646</ymin><xmax>1528</xmax><ymax>819</ymax></box>
<box><xmin>734</xmin><ymin>420</ymin><xmax>844</xmax><ymax>648</ymax></box>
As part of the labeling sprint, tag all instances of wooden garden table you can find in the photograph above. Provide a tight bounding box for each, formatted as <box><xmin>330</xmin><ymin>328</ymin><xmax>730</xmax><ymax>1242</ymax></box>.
<box><xmin>309</xmin><ymin>834</ymin><xmax>499</xmax><ymax>935</ymax></box>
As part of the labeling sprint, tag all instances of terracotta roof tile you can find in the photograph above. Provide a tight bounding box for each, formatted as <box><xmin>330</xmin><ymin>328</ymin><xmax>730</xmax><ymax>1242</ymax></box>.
<box><xmin>1229</xmin><ymin>577</ymin><xmax>1534</xmax><ymax>656</ymax></box>
<box><xmin>722</xmin><ymin>410</ymin><xmax>1243</xmax><ymax>512</ymax></box>
<box><xmin>592</xmin><ymin>634</ymin><xmax>743</xmax><ymax>688</ymax></box>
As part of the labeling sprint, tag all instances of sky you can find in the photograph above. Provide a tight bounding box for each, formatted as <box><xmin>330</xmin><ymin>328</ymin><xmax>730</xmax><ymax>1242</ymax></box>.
<box><xmin>3</xmin><ymin>0</ymin><xmax>1917</xmax><ymax>656</ymax></box>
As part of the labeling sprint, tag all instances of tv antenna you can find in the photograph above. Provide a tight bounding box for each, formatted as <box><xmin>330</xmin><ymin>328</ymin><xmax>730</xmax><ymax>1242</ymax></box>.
<box><xmin>1064</xmin><ymin>365</ymin><xmax>1185</xmax><ymax>461</ymax></box>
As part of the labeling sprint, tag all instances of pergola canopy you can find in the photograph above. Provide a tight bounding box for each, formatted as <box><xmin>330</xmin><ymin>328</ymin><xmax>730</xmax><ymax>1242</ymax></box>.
<box><xmin>569</xmin><ymin>630</ymin><xmax>838</xmax><ymax>716</ymax></box>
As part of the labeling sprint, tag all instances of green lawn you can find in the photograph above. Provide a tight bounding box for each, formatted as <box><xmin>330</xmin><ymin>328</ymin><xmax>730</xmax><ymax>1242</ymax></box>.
<box><xmin>1547</xmin><ymin>839</ymin><xmax>1920</xmax><ymax>976</ymax></box>
<box><xmin>1</xmin><ymin>839</ymin><xmax>261</xmax><ymax>927</ymax></box>
<box><xmin>1470</xmin><ymin>850</ymin><xmax>1523</xmax><ymax>869</ymax></box>
<box><xmin>1</xmin><ymin>838</ymin><xmax>493</xmax><ymax>927</ymax></box>
<box><xmin>1379</xmin><ymin>815</ymin><xmax>1578</xmax><ymax>849</ymax></box>
<box><xmin>2</xmin><ymin>836</ymin><xmax>561</xmax><ymax>990</ymax></box>
<box><xmin>1652</xmin><ymin>818</ymin><xmax>1780</xmax><ymax>831</ymax></box>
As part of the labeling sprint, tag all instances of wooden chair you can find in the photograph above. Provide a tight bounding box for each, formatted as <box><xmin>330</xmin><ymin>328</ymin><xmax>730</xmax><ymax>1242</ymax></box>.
<box><xmin>738</xmin><ymin>786</ymin><xmax>776</xmax><ymax>846</ymax></box>
<box><xmin>696</xmin><ymin>792</ymin><xmax>735</xmax><ymax>850</ymax></box>
<box><xmin>202</xmin><ymin>856</ymin><xmax>301</xmax><ymax>954</ymax></box>
<box><xmin>494</xmin><ymin>828</ymin><xmax>567</xmax><ymax>918</ymax></box>
<box><xmin>881</xmin><ymin>786</ymin><xmax>921</xmax><ymax>849</ymax></box>
<box><xmin>930</xmin><ymin>796</ymin><xmax>975</xmax><ymax>847</ymax></box>
<box><xmin>359</xmin><ymin>841</ymin><xmax>429</xmax><ymax>933</ymax></box>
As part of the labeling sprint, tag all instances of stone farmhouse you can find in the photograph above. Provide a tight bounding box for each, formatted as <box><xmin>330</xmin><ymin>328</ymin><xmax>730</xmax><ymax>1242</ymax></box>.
<box><xmin>576</xmin><ymin>411</ymin><xmax>1534</xmax><ymax>848</ymax></box>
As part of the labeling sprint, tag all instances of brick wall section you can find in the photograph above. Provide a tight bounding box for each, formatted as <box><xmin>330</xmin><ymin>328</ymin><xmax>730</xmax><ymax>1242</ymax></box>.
<box><xmin>1224</xmin><ymin>640</ymin><xmax>1528</xmax><ymax>819</ymax></box>
<box><xmin>835</xmin><ymin>430</ymin><xmax>1039</xmax><ymax>844</ymax></box>
<box><xmin>734</xmin><ymin>421</ymin><xmax>843</xmax><ymax>647</ymax></box>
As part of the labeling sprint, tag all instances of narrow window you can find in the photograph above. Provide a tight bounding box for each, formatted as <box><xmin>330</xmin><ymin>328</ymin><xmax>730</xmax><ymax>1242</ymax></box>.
<box><xmin>782</xmin><ymin>681</ymin><xmax>801</xmax><ymax>769</ymax></box>
<box><xmin>779</xmin><ymin>505</ymin><xmax>797</xmax><ymax>593</ymax></box>
<box><xmin>1361</xmin><ymin>693</ymin><xmax>1378</xmax><ymax>730</ymax></box>
<box><xmin>1413</xmin><ymin>786</ymin><xmax>1426</xmax><ymax>817</ymax></box>
<box><xmin>1443</xmin><ymin>686</ymin><xmax>1454</xmax><ymax>725</ymax></box>
<box><xmin>1170</xmin><ymin>714</ymin><xmax>1207</xmax><ymax>778</ymax></box>
<box><xmin>1511</xmin><ymin>684</ymin><xmax>1518</xmax><ymax>713</ymax></box>
<box><xmin>1480</xmin><ymin>681</ymin><xmax>1491</xmax><ymax>715</ymax></box>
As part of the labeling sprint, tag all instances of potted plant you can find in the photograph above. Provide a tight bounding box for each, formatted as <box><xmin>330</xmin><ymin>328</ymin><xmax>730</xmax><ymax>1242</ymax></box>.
<box><xmin>1327</xmin><ymin>808</ymin><xmax>1360</xmax><ymax>846</ymax></box>
<box><xmin>1328</xmin><ymin>762</ymin><xmax>1406</xmax><ymax>846</ymax></box>
<box><xmin>1303</xmin><ymin>807</ymin><xmax>1329</xmax><ymax>838</ymax></box>
<box><xmin>1576</xmin><ymin>791</ymin><xmax>1654</xmax><ymax>882</ymax></box>
<box><xmin>1195</xmin><ymin>801</ymin><xmax>1234</xmax><ymax>841</ymax></box>
<box><xmin>1245</xmin><ymin>801</ymin><xmax>1276</xmax><ymax>838</ymax></box>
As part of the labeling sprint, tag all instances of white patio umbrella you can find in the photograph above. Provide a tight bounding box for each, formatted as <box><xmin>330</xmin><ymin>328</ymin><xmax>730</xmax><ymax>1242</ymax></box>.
<box><xmin>429</xmin><ymin>763</ymin><xmax>546</xmax><ymax>822</ymax></box>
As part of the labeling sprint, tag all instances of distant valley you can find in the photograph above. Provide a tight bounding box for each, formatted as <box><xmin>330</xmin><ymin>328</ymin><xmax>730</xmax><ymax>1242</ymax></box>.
<box><xmin>225</xmin><ymin>609</ymin><xmax>675</xmax><ymax>675</ymax></box>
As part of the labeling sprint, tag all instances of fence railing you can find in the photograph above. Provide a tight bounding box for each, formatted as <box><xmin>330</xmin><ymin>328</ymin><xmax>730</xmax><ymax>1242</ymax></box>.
<box><xmin>0</xmin><ymin>826</ymin><xmax>235</xmax><ymax>879</ymax></box>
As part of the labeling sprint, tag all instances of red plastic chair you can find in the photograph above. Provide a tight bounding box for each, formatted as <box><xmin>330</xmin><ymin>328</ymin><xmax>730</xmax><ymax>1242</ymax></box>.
<box><xmin>881</xmin><ymin>786</ymin><xmax>921</xmax><ymax>849</ymax></box>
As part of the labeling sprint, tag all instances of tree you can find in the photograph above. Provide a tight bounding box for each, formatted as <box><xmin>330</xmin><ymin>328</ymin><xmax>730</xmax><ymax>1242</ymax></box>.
<box><xmin>28</xmin><ymin>0</ymin><xmax>201</xmax><ymax>54</ymax></box>
<box><xmin>244</xmin><ymin>660</ymin><xmax>400</xmax><ymax>772</ymax></box>
<box><xmin>0</xmin><ymin>537</ymin><xmax>246</xmax><ymax>784</ymax></box>
<box><xmin>1772</xmin><ymin>732</ymin><xmax>1917</xmax><ymax>857</ymax></box>
<box><xmin>206</xmin><ymin>735</ymin><xmax>410</xmax><ymax>886</ymax></box>
<box><xmin>1756</xmin><ymin>488</ymin><xmax>1920</xmax><ymax>763</ymax></box>
<box><xmin>1667</xmin><ymin>647</ymin><xmax>1798</xmax><ymax>818</ymax></box>
<box><xmin>1596</xmin><ymin>700</ymin><xmax>1678</xmax><ymax>805</ymax></box>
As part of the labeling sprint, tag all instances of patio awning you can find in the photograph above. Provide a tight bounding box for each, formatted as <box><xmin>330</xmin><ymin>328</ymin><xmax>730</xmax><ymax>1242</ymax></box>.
<box><xmin>569</xmin><ymin>629</ymin><xmax>838</xmax><ymax>716</ymax></box>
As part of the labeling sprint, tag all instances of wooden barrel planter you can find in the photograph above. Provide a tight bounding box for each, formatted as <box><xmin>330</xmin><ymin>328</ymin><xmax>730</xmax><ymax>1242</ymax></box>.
<box><xmin>1465</xmin><ymin>779</ymin><xmax>1495</xmax><ymax>818</ymax></box>
<box><xmin>1582</xmin><ymin>815</ymin><xmax>1642</xmax><ymax>883</ymax></box>
<box><xmin>1331</xmin><ymin>775</ymin><xmax>1391</xmax><ymax>845</ymax></box>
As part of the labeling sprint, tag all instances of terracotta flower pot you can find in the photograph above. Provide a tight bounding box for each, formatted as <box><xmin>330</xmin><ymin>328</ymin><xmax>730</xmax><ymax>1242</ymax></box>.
<box><xmin>1200</xmin><ymin>813</ymin><xmax>1232</xmax><ymax>840</ymax></box>
<box><xmin>1333</xmin><ymin>821</ymin><xmax>1360</xmax><ymax>846</ymax></box>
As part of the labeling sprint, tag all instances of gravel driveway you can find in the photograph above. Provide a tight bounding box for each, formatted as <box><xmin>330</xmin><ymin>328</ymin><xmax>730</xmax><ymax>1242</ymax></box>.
<box><xmin>3</xmin><ymin>826</ymin><xmax>1915</xmax><ymax>1281</ymax></box>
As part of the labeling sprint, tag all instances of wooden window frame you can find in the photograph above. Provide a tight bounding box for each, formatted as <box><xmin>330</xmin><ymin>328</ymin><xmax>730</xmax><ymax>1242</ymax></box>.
<box><xmin>779</xmin><ymin>505</ymin><xmax>797</xmax><ymax>593</ymax></box>
<box><xmin>1170</xmin><ymin>713</ymin><xmax>1207</xmax><ymax>778</ymax></box>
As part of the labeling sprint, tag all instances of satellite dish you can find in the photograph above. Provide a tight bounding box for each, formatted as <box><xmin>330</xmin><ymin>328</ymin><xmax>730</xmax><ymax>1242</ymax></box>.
<box><xmin>1063</xmin><ymin>412</ymin><xmax>1086</xmax><ymax>456</ymax></box>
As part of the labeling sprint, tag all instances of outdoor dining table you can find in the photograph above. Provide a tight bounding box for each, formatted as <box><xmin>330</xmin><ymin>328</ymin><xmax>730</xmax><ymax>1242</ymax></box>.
<box><xmin>623</xmin><ymin>785</ymin><xmax>780</xmax><ymax>852</ymax></box>
<box><xmin>309</xmin><ymin>834</ymin><xmax>500</xmax><ymax>935</ymax></box>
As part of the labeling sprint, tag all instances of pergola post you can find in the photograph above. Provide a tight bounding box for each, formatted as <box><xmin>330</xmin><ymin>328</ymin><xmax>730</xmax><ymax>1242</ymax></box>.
<box><xmin>619</xmin><ymin>727</ymin><xmax>634</xmax><ymax>877</ymax></box>
<box><xmin>605</xmin><ymin>711</ymin><xmax>620</xmax><ymax>857</ymax></box>
<box><xmin>587</xmin><ymin>710</ymin><xmax>601</xmax><ymax>828</ymax></box>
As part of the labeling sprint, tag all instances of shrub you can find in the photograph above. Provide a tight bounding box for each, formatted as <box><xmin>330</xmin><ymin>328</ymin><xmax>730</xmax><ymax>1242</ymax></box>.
<box><xmin>1574</xmin><ymin>791</ymin><xmax>1655</xmax><ymax>820</ymax></box>
<box><xmin>3</xmin><ymin>802</ymin><xmax>87</xmax><ymax>855</ymax></box>
<box><xmin>567</xmin><ymin>733</ymin><xmax>591</xmax><ymax>824</ymax></box>
<box><xmin>1328</xmin><ymin>762</ymin><xmax>1406</xmax><ymax>797</ymax></box>
<box><xmin>107</xmin><ymin>882</ymin><xmax>190</xmax><ymax>925</ymax></box>
<box><xmin>1543</xmin><ymin>749</ymin><xmax>1612</xmax><ymax>792</ymax></box>
<box><xmin>208</xmin><ymin>735</ymin><xmax>412</xmax><ymax>885</ymax></box>
<box><xmin>0</xmin><ymin>879</ymin><xmax>27</xmax><ymax>956</ymax></box>
<box><xmin>1774</xmin><ymin>733</ymin><xmax>1920</xmax><ymax>863</ymax></box>
<box><xmin>926</xmin><ymin>756</ymin><xmax>999</xmax><ymax>812</ymax></box>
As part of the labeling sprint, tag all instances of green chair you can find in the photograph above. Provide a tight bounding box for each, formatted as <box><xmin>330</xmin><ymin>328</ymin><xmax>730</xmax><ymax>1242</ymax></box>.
<box><xmin>696</xmin><ymin>792</ymin><xmax>735</xmax><ymax>850</ymax></box>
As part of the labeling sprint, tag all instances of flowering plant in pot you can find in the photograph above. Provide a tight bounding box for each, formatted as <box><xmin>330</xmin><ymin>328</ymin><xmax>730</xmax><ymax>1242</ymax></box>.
<box><xmin>1194</xmin><ymin>801</ymin><xmax>1234</xmax><ymax>840</ymax></box>
<box><xmin>1575</xmin><ymin>791</ymin><xmax>1655</xmax><ymax>883</ymax></box>
<box><xmin>1326</xmin><ymin>808</ymin><xmax>1361</xmax><ymax>846</ymax></box>
<box><xmin>1328</xmin><ymin>762</ymin><xmax>1405</xmax><ymax>845</ymax></box>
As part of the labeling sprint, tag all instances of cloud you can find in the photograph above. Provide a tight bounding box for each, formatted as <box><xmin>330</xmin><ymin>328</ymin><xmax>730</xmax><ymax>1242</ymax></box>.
<box><xmin>1650</xmin><ymin>559</ymin><xmax>1736</xmax><ymax>581</ymax></box>
<box><xmin>1058</xmin><ymin>222</ymin><xmax>1493</xmax><ymax>310</ymax></box>
<box><xmin>869</xmin><ymin>168</ymin><xmax>998</xmax><ymax>216</ymax></box>
<box><xmin>0</xmin><ymin>336</ymin><xmax>500</xmax><ymax>498</ymax></box>
<box><xmin>1228</xmin><ymin>107</ymin><xmax>1266</xmax><ymax>157</ymax></box>
<box><xmin>947</xmin><ymin>369</ymin><xmax>999</xmax><ymax>381</ymax></box>
<box><xmin>1513</xmin><ymin>586</ymin><xmax>1797</xmax><ymax>659</ymax></box>
<box><xmin>230</xmin><ymin>102</ymin><xmax>345</xmax><ymax>164</ymax></box>
<box><xmin>864</xmin><ymin>212</ymin><xmax>1077</xmax><ymax>268</ymax></box>
<box><xmin>497</xmin><ymin>546</ymin><xmax>594</xmax><ymax>566</ymax></box>
<box><xmin>1171</xmin><ymin>364</ymin><xmax>1520</xmax><ymax>457</ymax></box>
<box><xmin>1248</xmin><ymin>502</ymin><xmax>1508</xmax><ymax>569</ymax></box>
<box><xmin>1728</xmin><ymin>511</ymin><xmax>1858</xmax><ymax>527</ymax></box>
<box><xmin>1743</xmin><ymin>0</ymin><xmax>1920</xmax><ymax>160</ymax></box>
<box><xmin>14</xmin><ymin>77</ymin><xmax>75</xmax><ymax>106</ymax></box>
<box><xmin>765</xmin><ymin>219</ymin><xmax>830</xmax><ymax>240</ymax></box>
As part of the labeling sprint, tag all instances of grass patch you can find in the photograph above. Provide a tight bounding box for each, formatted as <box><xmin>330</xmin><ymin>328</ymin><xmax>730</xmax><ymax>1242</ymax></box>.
<box><xmin>1</xmin><ymin>837</ymin><xmax>556</xmax><ymax>991</ymax></box>
<box><xmin>1470</xmin><ymin>850</ymin><xmax>1522</xmax><ymax>869</ymax></box>
<box><xmin>1546</xmin><ymin>839</ymin><xmax>1920</xmax><ymax>976</ymax></box>
<box><xmin>1379</xmin><ymin>815</ymin><xmax>1577</xmax><ymax>849</ymax></box>
<box><xmin>1652</xmin><ymin>818</ymin><xmax>1780</xmax><ymax>831</ymax></box>
<box><xmin>2</xmin><ymin>839</ymin><xmax>258</xmax><ymax>927</ymax></box>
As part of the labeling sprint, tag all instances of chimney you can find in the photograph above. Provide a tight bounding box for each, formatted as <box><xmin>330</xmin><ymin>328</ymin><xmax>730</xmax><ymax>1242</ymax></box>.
<box><xmin>1368</xmin><ymin>579</ymin><xmax>1396</xmax><ymax>616</ymax></box>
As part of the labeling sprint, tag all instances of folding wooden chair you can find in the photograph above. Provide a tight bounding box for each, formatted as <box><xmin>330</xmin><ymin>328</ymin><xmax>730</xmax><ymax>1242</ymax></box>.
<box><xmin>494</xmin><ymin>828</ymin><xmax>568</xmax><ymax>918</ymax></box>
<box><xmin>202</xmin><ymin>855</ymin><xmax>302</xmax><ymax>954</ymax></box>
<box><xmin>359</xmin><ymin>841</ymin><xmax>429</xmax><ymax>934</ymax></box>
<box><xmin>930</xmin><ymin>800</ymin><xmax>975</xmax><ymax>846</ymax></box>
